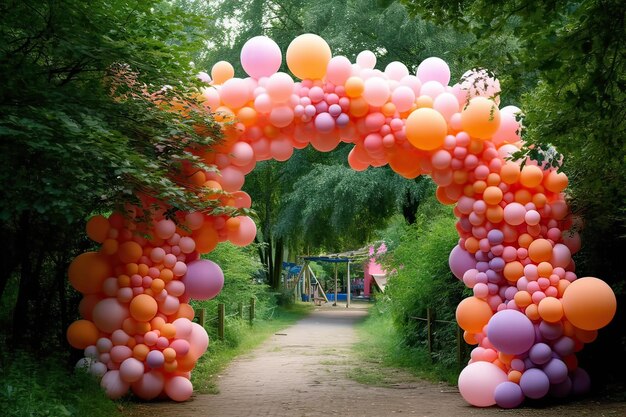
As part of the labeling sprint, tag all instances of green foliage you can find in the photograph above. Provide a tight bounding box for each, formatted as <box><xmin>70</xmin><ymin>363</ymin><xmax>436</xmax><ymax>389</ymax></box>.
<box><xmin>0</xmin><ymin>353</ymin><xmax>120</xmax><ymax>417</ymax></box>
<box><xmin>381</xmin><ymin>195</ymin><xmax>467</xmax><ymax>366</ymax></box>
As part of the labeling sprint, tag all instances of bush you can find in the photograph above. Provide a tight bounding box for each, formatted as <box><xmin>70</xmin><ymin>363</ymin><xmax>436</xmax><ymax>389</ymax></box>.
<box><xmin>0</xmin><ymin>352</ymin><xmax>120</xmax><ymax>417</ymax></box>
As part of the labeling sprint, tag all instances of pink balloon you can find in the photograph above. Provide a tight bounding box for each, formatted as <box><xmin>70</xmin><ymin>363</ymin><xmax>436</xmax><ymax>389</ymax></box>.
<box><xmin>458</xmin><ymin>362</ymin><xmax>508</xmax><ymax>407</ymax></box>
<box><xmin>400</xmin><ymin>75</ymin><xmax>422</xmax><ymax>96</ymax></box>
<box><xmin>449</xmin><ymin>245</ymin><xmax>477</xmax><ymax>280</ymax></box>
<box><xmin>348</xmin><ymin>148</ymin><xmax>369</xmax><ymax>171</ymax></box>
<box><xmin>119</xmin><ymin>357</ymin><xmax>144</xmax><ymax>383</ymax></box>
<box><xmin>362</xmin><ymin>77</ymin><xmax>390</xmax><ymax>107</ymax></box>
<box><xmin>230</xmin><ymin>141</ymin><xmax>254</xmax><ymax>167</ymax></box>
<box><xmin>182</xmin><ymin>259</ymin><xmax>224</xmax><ymax>301</ymax></box>
<box><xmin>240</xmin><ymin>36</ymin><xmax>282</xmax><ymax>79</ymax></box>
<box><xmin>155</xmin><ymin>219</ymin><xmax>176</xmax><ymax>239</ymax></box>
<box><xmin>433</xmin><ymin>92</ymin><xmax>461</xmax><ymax>121</ymax></box>
<box><xmin>417</xmin><ymin>57</ymin><xmax>451</xmax><ymax>86</ymax></box>
<box><xmin>356</xmin><ymin>50</ymin><xmax>376</xmax><ymax>69</ymax></box>
<box><xmin>165</xmin><ymin>376</ymin><xmax>193</xmax><ymax>402</ymax></box>
<box><xmin>131</xmin><ymin>370</ymin><xmax>165</xmax><ymax>400</ymax></box>
<box><xmin>229</xmin><ymin>216</ymin><xmax>257</xmax><ymax>247</ymax></box>
<box><xmin>92</xmin><ymin>298</ymin><xmax>129</xmax><ymax>334</ymax></box>
<box><xmin>101</xmin><ymin>370</ymin><xmax>130</xmax><ymax>399</ymax></box>
<box><xmin>492</xmin><ymin>109</ymin><xmax>521</xmax><ymax>145</ymax></box>
<box><xmin>326</xmin><ymin>56</ymin><xmax>352</xmax><ymax>86</ymax></box>
<box><xmin>173</xmin><ymin>318</ymin><xmax>193</xmax><ymax>339</ymax></box>
<box><xmin>385</xmin><ymin>61</ymin><xmax>409</xmax><ymax>81</ymax></box>
<box><xmin>170</xmin><ymin>339</ymin><xmax>191</xmax><ymax>356</ymax></box>
<box><xmin>253</xmin><ymin>93</ymin><xmax>272</xmax><ymax>113</ymax></box>
<box><xmin>219</xmin><ymin>166</ymin><xmax>245</xmax><ymax>192</ymax></box>
<box><xmin>270</xmin><ymin>136</ymin><xmax>294</xmax><ymax>161</ymax></box>
<box><xmin>200</xmin><ymin>87</ymin><xmax>220</xmax><ymax>110</ymax></box>
<box><xmin>550</xmin><ymin>243</ymin><xmax>572</xmax><ymax>268</ymax></box>
<box><xmin>219</xmin><ymin>78</ymin><xmax>250</xmax><ymax>109</ymax></box>
<box><xmin>314</xmin><ymin>112</ymin><xmax>335</xmax><ymax>133</ymax></box>
<box><xmin>269</xmin><ymin>105</ymin><xmax>294</xmax><ymax>128</ymax></box>
<box><xmin>420</xmin><ymin>80</ymin><xmax>445</xmax><ymax>99</ymax></box>
<box><xmin>166</xmin><ymin>280</ymin><xmax>185</xmax><ymax>297</ymax></box>
<box><xmin>391</xmin><ymin>86</ymin><xmax>415</xmax><ymax>112</ymax></box>
<box><xmin>503</xmin><ymin>202</ymin><xmax>526</xmax><ymax>226</ymax></box>
<box><xmin>188</xmin><ymin>322</ymin><xmax>209</xmax><ymax>359</ymax></box>
<box><xmin>266</xmin><ymin>72</ymin><xmax>294</xmax><ymax>103</ymax></box>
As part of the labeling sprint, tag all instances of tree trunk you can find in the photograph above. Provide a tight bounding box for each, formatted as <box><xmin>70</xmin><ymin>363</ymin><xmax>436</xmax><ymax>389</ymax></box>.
<box><xmin>270</xmin><ymin>237</ymin><xmax>284</xmax><ymax>290</ymax></box>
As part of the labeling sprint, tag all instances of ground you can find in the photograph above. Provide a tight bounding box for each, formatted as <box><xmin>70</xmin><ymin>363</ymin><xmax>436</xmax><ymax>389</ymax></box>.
<box><xmin>126</xmin><ymin>304</ymin><xmax>626</xmax><ymax>417</ymax></box>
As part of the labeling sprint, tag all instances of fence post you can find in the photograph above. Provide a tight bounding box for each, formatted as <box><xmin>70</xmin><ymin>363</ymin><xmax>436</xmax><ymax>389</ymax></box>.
<box><xmin>249</xmin><ymin>297</ymin><xmax>255</xmax><ymax>326</ymax></box>
<box><xmin>218</xmin><ymin>303</ymin><xmax>225</xmax><ymax>341</ymax></box>
<box><xmin>198</xmin><ymin>308</ymin><xmax>206</xmax><ymax>328</ymax></box>
<box><xmin>456</xmin><ymin>325</ymin><xmax>463</xmax><ymax>367</ymax></box>
<box><xmin>238</xmin><ymin>301</ymin><xmax>244</xmax><ymax>319</ymax></box>
<box><xmin>426</xmin><ymin>308</ymin><xmax>434</xmax><ymax>359</ymax></box>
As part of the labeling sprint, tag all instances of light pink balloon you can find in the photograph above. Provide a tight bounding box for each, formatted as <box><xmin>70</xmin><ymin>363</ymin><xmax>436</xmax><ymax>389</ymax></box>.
<box><xmin>240</xmin><ymin>36</ymin><xmax>282</xmax><ymax>79</ymax></box>
<box><xmin>200</xmin><ymin>87</ymin><xmax>221</xmax><ymax>110</ymax></box>
<box><xmin>131</xmin><ymin>370</ymin><xmax>165</xmax><ymax>400</ymax></box>
<box><xmin>326</xmin><ymin>56</ymin><xmax>353</xmax><ymax>86</ymax></box>
<box><xmin>503</xmin><ymin>203</ymin><xmax>527</xmax><ymax>226</ymax></box>
<box><xmin>363</xmin><ymin>77</ymin><xmax>390</xmax><ymax>107</ymax></box>
<box><xmin>101</xmin><ymin>370</ymin><xmax>130</xmax><ymax>399</ymax></box>
<box><xmin>220</xmin><ymin>78</ymin><xmax>250</xmax><ymax>109</ymax></box>
<box><xmin>550</xmin><ymin>243</ymin><xmax>572</xmax><ymax>268</ymax></box>
<box><xmin>270</xmin><ymin>136</ymin><xmax>294</xmax><ymax>161</ymax></box>
<box><xmin>400</xmin><ymin>75</ymin><xmax>422</xmax><ymax>96</ymax></box>
<box><xmin>266</xmin><ymin>72</ymin><xmax>294</xmax><ymax>103</ymax></box>
<box><xmin>165</xmin><ymin>376</ymin><xmax>193</xmax><ymax>402</ymax></box>
<box><xmin>253</xmin><ymin>93</ymin><xmax>272</xmax><ymax>113</ymax></box>
<box><xmin>433</xmin><ymin>92</ymin><xmax>461</xmax><ymax>122</ymax></box>
<box><xmin>188</xmin><ymin>322</ymin><xmax>209</xmax><ymax>359</ymax></box>
<box><xmin>385</xmin><ymin>61</ymin><xmax>409</xmax><ymax>81</ymax></box>
<box><xmin>348</xmin><ymin>148</ymin><xmax>369</xmax><ymax>171</ymax></box>
<box><xmin>166</xmin><ymin>280</ymin><xmax>186</xmax><ymax>297</ymax></box>
<box><xmin>417</xmin><ymin>57</ymin><xmax>451</xmax><ymax>86</ymax></box>
<box><xmin>173</xmin><ymin>318</ymin><xmax>193</xmax><ymax>339</ymax></box>
<box><xmin>356</xmin><ymin>50</ymin><xmax>376</xmax><ymax>69</ymax></box>
<box><xmin>178</xmin><ymin>236</ymin><xmax>196</xmax><ymax>254</ymax></box>
<box><xmin>458</xmin><ymin>362</ymin><xmax>508</xmax><ymax>407</ymax></box>
<box><xmin>492</xmin><ymin>110</ymin><xmax>521</xmax><ymax>145</ymax></box>
<box><xmin>156</xmin><ymin>219</ymin><xmax>176</xmax><ymax>239</ymax></box>
<box><xmin>391</xmin><ymin>86</ymin><xmax>415</xmax><ymax>112</ymax></box>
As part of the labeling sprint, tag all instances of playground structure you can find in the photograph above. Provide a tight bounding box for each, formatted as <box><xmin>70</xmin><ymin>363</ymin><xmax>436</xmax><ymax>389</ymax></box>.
<box><xmin>285</xmin><ymin>244</ymin><xmax>387</xmax><ymax>307</ymax></box>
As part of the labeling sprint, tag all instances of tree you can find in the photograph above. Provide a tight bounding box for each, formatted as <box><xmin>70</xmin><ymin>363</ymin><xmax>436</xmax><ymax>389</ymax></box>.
<box><xmin>0</xmin><ymin>0</ymin><xmax>219</xmax><ymax>350</ymax></box>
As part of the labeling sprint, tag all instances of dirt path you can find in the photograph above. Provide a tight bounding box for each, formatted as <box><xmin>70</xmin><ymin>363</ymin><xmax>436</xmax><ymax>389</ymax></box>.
<box><xmin>127</xmin><ymin>304</ymin><xmax>626</xmax><ymax>417</ymax></box>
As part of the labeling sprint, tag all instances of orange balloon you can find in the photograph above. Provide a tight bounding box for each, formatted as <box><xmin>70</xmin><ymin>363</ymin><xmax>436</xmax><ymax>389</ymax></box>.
<box><xmin>405</xmin><ymin>108</ymin><xmax>447</xmax><ymax>151</ymax></box>
<box><xmin>171</xmin><ymin>303</ymin><xmax>195</xmax><ymax>321</ymax></box>
<box><xmin>463</xmin><ymin>331</ymin><xmax>478</xmax><ymax>345</ymax></box>
<box><xmin>236</xmin><ymin>107</ymin><xmax>258</xmax><ymax>127</ymax></box>
<box><xmin>349</xmin><ymin>97</ymin><xmax>369</xmax><ymax>117</ymax></box>
<box><xmin>68</xmin><ymin>252</ymin><xmax>112</xmax><ymax>294</ymax></box>
<box><xmin>519</xmin><ymin>165</ymin><xmax>544</xmax><ymax>188</ymax></box>
<box><xmin>211</xmin><ymin>61</ymin><xmax>234</xmax><ymax>84</ymax></box>
<box><xmin>544</xmin><ymin>170</ymin><xmax>569</xmax><ymax>193</ymax></box>
<box><xmin>461</xmin><ymin>97</ymin><xmax>501</xmax><ymax>139</ymax></box>
<box><xmin>161</xmin><ymin>323</ymin><xmax>176</xmax><ymax>339</ymax></box>
<box><xmin>130</xmin><ymin>294</ymin><xmax>158</xmax><ymax>322</ymax></box>
<box><xmin>500</xmin><ymin>162</ymin><xmax>520</xmax><ymax>184</ymax></box>
<box><xmin>508</xmin><ymin>370</ymin><xmax>522</xmax><ymax>384</ymax></box>
<box><xmin>486</xmin><ymin>205</ymin><xmax>504</xmax><ymax>223</ymax></box>
<box><xmin>133</xmin><ymin>343</ymin><xmax>150</xmax><ymax>361</ymax></box>
<box><xmin>286</xmin><ymin>34</ymin><xmax>331</xmax><ymax>80</ymax></box>
<box><xmin>67</xmin><ymin>320</ymin><xmax>100</xmax><ymax>349</ymax></box>
<box><xmin>194</xmin><ymin>223</ymin><xmax>219</xmax><ymax>254</ymax></box>
<box><xmin>562</xmin><ymin>277</ymin><xmax>617</xmax><ymax>330</ymax></box>
<box><xmin>483</xmin><ymin>186</ymin><xmax>503</xmax><ymax>205</ymax></box>
<box><xmin>345</xmin><ymin>77</ymin><xmax>364</xmax><ymax>98</ymax></box>
<box><xmin>514</xmin><ymin>291</ymin><xmax>532</xmax><ymax>308</ymax></box>
<box><xmin>456</xmin><ymin>297</ymin><xmax>493</xmax><ymax>333</ymax></box>
<box><xmin>118</xmin><ymin>241</ymin><xmax>143</xmax><ymax>264</ymax></box>
<box><xmin>525</xmin><ymin>304</ymin><xmax>540</xmax><ymax>321</ymax></box>
<box><xmin>503</xmin><ymin>261</ymin><xmax>524</xmax><ymax>282</ymax></box>
<box><xmin>528</xmin><ymin>239</ymin><xmax>552</xmax><ymax>263</ymax></box>
<box><xmin>538</xmin><ymin>297</ymin><xmax>564</xmax><ymax>323</ymax></box>
<box><xmin>514</xmin><ymin>189</ymin><xmax>532</xmax><ymax>205</ymax></box>
<box><xmin>86</xmin><ymin>215</ymin><xmax>110</xmax><ymax>243</ymax></box>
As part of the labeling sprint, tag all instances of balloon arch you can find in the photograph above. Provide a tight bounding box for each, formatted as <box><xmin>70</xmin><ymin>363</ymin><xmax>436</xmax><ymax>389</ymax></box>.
<box><xmin>66</xmin><ymin>34</ymin><xmax>616</xmax><ymax>408</ymax></box>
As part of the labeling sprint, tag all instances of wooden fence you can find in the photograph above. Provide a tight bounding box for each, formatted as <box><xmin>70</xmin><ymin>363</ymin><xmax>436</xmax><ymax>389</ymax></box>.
<box><xmin>195</xmin><ymin>297</ymin><xmax>258</xmax><ymax>341</ymax></box>
<box><xmin>410</xmin><ymin>307</ymin><xmax>466</xmax><ymax>366</ymax></box>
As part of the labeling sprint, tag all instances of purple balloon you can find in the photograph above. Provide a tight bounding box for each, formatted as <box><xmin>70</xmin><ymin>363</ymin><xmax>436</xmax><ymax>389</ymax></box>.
<box><xmin>449</xmin><ymin>244</ymin><xmax>476</xmax><ymax>280</ymax></box>
<box><xmin>520</xmin><ymin>368</ymin><xmax>550</xmax><ymax>399</ymax></box>
<box><xmin>487</xmin><ymin>310</ymin><xmax>535</xmax><ymax>355</ymax></box>
<box><xmin>146</xmin><ymin>350</ymin><xmax>164</xmax><ymax>369</ymax></box>
<box><xmin>314</xmin><ymin>112</ymin><xmax>335</xmax><ymax>133</ymax></box>
<box><xmin>550</xmin><ymin>376</ymin><xmax>572</xmax><ymax>398</ymax></box>
<box><xmin>529</xmin><ymin>343</ymin><xmax>552</xmax><ymax>365</ymax></box>
<box><xmin>539</xmin><ymin>320</ymin><xmax>563</xmax><ymax>340</ymax></box>
<box><xmin>487</xmin><ymin>229</ymin><xmax>504</xmax><ymax>245</ymax></box>
<box><xmin>182</xmin><ymin>259</ymin><xmax>224</xmax><ymax>301</ymax></box>
<box><xmin>494</xmin><ymin>381</ymin><xmax>524</xmax><ymax>408</ymax></box>
<box><xmin>543</xmin><ymin>358</ymin><xmax>568</xmax><ymax>384</ymax></box>
<box><xmin>571</xmin><ymin>368</ymin><xmax>591</xmax><ymax>395</ymax></box>
<box><xmin>552</xmin><ymin>336</ymin><xmax>575</xmax><ymax>356</ymax></box>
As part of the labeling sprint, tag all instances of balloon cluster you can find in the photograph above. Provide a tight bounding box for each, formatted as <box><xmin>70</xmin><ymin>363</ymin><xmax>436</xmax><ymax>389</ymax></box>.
<box><xmin>66</xmin><ymin>33</ymin><xmax>616</xmax><ymax>406</ymax></box>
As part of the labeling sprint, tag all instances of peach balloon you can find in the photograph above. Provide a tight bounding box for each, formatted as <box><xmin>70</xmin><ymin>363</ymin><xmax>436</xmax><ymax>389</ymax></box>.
<box><xmin>211</xmin><ymin>61</ymin><xmax>234</xmax><ymax>84</ymax></box>
<box><xmin>405</xmin><ymin>108</ymin><xmax>447</xmax><ymax>151</ymax></box>
<box><xmin>456</xmin><ymin>297</ymin><xmax>493</xmax><ymax>333</ymax></box>
<box><xmin>68</xmin><ymin>252</ymin><xmax>112</xmax><ymax>294</ymax></box>
<box><xmin>562</xmin><ymin>277</ymin><xmax>617</xmax><ymax>331</ymax></box>
<box><xmin>67</xmin><ymin>320</ymin><xmax>100</xmax><ymax>349</ymax></box>
<box><xmin>130</xmin><ymin>294</ymin><xmax>158</xmax><ymax>322</ymax></box>
<box><xmin>461</xmin><ymin>97</ymin><xmax>501</xmax><ymax>139</ymax></box>
<box><xmin>286</xmin><ymin>34</ymin><xmax>331</xmax><ymax>80</ymax></box>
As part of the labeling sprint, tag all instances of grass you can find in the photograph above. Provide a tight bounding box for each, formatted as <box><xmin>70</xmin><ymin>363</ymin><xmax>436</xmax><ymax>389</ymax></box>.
<box><xmin>350</xmin><ymin>305</ymin><xmax>461</xmax><ymax>387</ymax></box>
<box><xmin>190</xmin><ymin>303</ymin><xmax>313</xmax><ymax>394</ymax></box>
<box><xmin>0</xmin><ymin>353</ymin><xmax>121</xmax><ymax>417</ymax></box>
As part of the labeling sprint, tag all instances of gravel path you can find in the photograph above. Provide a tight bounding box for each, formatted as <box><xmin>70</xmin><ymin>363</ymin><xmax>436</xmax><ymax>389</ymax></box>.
<box><xmin>127</xmin><ymin>304</ymin><xmax>626</xmax><ymax>417</ymax></box>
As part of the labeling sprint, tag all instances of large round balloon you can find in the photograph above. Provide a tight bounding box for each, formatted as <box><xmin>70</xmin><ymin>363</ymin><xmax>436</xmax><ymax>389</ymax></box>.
<box><xmin>181</xmin><ymin>259</ymin><xmax>224</xmax><ymax>301</ymax></box>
